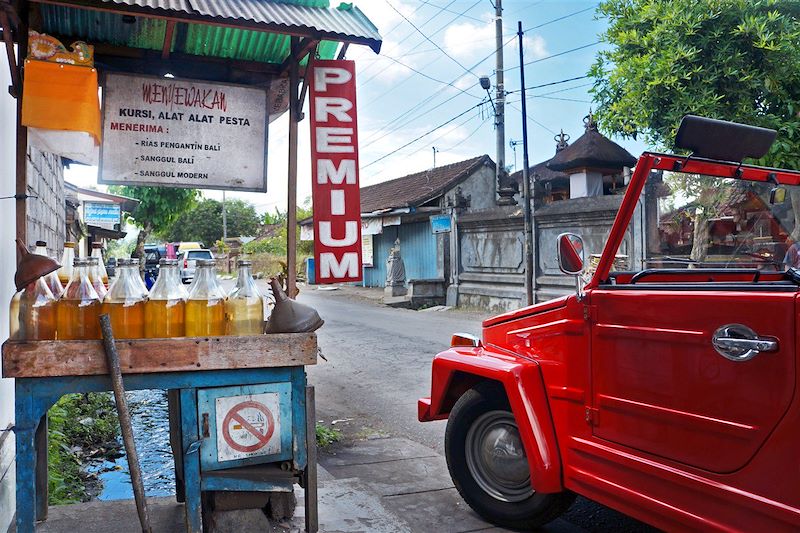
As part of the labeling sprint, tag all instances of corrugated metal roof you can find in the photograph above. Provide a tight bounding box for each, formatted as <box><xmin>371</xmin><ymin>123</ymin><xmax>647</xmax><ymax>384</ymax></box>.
<box><xmin>38</xmin><ymin>0</ymin><xmax>381</xmax><ymax>56</ymax></box>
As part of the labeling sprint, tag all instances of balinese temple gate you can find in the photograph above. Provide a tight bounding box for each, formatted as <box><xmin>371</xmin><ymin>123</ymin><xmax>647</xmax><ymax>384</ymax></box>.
<box><xmin>0</xmin><ymin>1</ymin><xmax>381</xmax><ymax>531</ymax></box>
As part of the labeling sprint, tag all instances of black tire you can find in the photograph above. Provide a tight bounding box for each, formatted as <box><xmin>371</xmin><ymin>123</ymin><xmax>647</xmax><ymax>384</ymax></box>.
<box><xmin>445</xmin><ymin>383</ymin><xmax>575</xmax><ymax>530</ymax></box>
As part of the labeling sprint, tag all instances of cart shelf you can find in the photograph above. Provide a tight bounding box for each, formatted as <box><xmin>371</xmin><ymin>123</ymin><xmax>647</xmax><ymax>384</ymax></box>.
<box><xmin>2</xmin><ymin>332</ymin><xmax>318</xmax><ymax>378</ymax></box>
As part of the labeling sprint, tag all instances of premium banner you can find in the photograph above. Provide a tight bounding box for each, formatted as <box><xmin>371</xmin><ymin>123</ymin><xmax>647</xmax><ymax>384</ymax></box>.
<box><xmin>309</xmin><ymin>60</ymin><xmax>363</xmax><ymax>283</ymax></box>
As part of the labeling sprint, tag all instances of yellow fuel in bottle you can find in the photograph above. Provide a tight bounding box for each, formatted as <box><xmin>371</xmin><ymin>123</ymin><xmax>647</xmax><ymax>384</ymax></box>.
<box><xmin>144</xmin><ymin>299</ymin><xmax>186</xmax><ymax>338</ymax></box>
<box><xmin>57</xmin><ymin>258</ymin><xmax>101</xmax><ymax>340</ymax></box>
<box><xmin>104</xmin><ymin>301</ymin><xmax>145</xmax><ymax>339</ymax></box>
<box><xmin>185</xmin><ymin>299</ymin><xmax>225</xmax><ymax>336</ymax></box>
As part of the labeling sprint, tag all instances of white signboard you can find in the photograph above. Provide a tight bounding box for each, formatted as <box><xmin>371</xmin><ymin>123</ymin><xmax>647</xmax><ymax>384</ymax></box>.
<box><xmin>84</xmin><ymin>201</ymin><xmax>121</xmax><ymax>230</ymax></box>
<box><xmin>99</xmin><ymin>72</ymin><xmax>268</xmax><ymax>192</ymax></box>
<box><xmin>362</xmin><ymin>234</ymin><xmax>374</xmax><ymax>267</ymax></box>
<box><xmin>215</xmin><ymin>392</ymin><xmax>281</xmax><ymax>462</ymax></box>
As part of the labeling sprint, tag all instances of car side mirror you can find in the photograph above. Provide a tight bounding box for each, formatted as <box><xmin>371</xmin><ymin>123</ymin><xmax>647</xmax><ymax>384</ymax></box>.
<box><xmin>557</xmin><ymin>233</ymin><xmax>585</xmax><ymax>275</ymax></box>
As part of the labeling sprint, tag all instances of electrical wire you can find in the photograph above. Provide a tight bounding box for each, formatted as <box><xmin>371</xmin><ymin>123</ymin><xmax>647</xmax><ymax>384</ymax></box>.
<box><xmin>505</xmin><ymin>75</ymin><xmax>589</xmax><ymax>95</ymax></box>
<box><xmin>507</xmin><ymin>41</ymin><xmax>601</xmax><ymax>72</ymax></box>
<box><xmin>362</xmin><ymin>99</ymin><xmax>489</xmax><ymax>169</ymax></box>
<box><xmin>522</xmin><ymin>5</ymin><xmax>596</xmax><ymax>32</ymax></box>
<box><xmin>436</xmin><ymin>114</ymin><xmax>490</xmax><ymax>152</ymax></box>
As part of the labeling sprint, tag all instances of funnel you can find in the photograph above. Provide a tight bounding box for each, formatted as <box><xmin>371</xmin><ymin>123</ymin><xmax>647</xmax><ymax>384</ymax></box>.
<box><xmin>14</xmin><ymin>239</ymin><xmax>61</xmax><ymax>291</ymax></box>
<box><xmin>264</xmin><ymin>278</ymin><xmax>324</xmax><ymax>334</ymax></box>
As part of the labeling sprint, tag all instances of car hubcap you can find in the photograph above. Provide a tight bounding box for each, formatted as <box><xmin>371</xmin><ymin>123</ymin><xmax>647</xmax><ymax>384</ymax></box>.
<box><xmin>465</xmin><ymin>410</ymin><xmax>533</xmax><ymax>502</ymax></box>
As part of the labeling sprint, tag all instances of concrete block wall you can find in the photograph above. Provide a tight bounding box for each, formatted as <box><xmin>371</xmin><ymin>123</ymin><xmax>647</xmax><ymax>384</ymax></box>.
<box><xmin>25</xmin><ymin>146</ymin><xmax>65</xmax><ymax>258</ymax></box>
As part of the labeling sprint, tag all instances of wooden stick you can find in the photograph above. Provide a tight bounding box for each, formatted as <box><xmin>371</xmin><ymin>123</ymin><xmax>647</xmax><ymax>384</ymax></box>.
<box><xmin>99</xmin><ymin>314</ymin><xmax>153</xmax><ymax>533</ymax></box>
<box><xmin>304</xmin><ymin>386</ymin><xmax>318</xmax><ymax>533</ymax></box>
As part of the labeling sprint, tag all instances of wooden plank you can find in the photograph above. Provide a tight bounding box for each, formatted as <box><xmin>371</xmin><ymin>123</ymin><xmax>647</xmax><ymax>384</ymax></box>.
<box><xmin>2</xmin><ymin>333</ymin><xmax>318</xmax><ymax>378</ymax></box>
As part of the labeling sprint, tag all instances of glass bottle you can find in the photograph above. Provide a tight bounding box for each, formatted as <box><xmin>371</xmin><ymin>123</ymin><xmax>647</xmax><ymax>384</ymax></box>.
<box><xmin>91</xmin><ymin>242</ymin><xmax>109</xmax><ymax>287</ymax></box>
<box><xmin>34</xmin><ymin>240</ymin><xmax>64</xmax><ymax>299</ymax></box>
<box><xmin>103</xmin><ymin>259</ymin><xmax>146</xmax><ymax>339</ymax></box>
<box><xmin>185</xmin><ymin>259</ymin><xmax>226</xmax><ymax>337</ymax></box>
<box><xmin>9</xmin><ymin>292</ymin><xmax>21</xmax><ymax>340</ymax></box>
<box><xmin>88</xmin><ymin>257</ymin><xmax>108</xmax><ymax>300</ymax></box>
<box><xmin>18</xmin><ymin>276</ymin><xmax>57</xmax><ymax>340</ymax></box>
<box><xmin>58</xmin><ymin>242</ymin><xmax>76</xmax><ymax>286</ymax></box>
<box><xmin>226</xmin><ymin>260</ymin><xmax>264</xmax><ymax>336</ymax></box>
<box><xmin>145</xmin><ymin>259</ymin><xmax>187</xmax><ymax>338</ymax></box>
<box><xmin>57</xmin><ymin>258</ymin><xmax>102</xmax><ymax>340</ymax></box>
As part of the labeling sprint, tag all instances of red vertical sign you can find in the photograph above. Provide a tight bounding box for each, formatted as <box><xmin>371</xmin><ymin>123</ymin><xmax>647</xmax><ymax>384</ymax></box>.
<box><xmin>309</xmin><ymin>60</ymin><xmax>363</xmax><ymax>284</ymax></box>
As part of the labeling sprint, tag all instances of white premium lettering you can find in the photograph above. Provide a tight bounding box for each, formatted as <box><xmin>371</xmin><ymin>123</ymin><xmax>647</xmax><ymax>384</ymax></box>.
<box><xmin>318</xmin><ymin>221</ymin><xmax>358</xmax><ymax>247</ymax></box>
<box><xmin>330</xmin><ymin>190</ymin><xmax>346</xmax><ymax>216</ymax></box>
<box><xmin>316</xmin><ymin>128</ymin><xmax>355</xmax><ymax>153</ymax></box>
<box><xmin>314</xmin><ymin>97</ymin><xmax>353</xmax><ymax>123</ymax></box>
<box><xmin>317</xmin><ymin>159</ymin><xmax>356</xmax><ymax>184</ymax></box>
<box><xmin>314</xmin><ymin>67</ymin><xmax>352</xmax><ymax>92</ymax></box>
<box><xmin>319</xmin><ymin>252</ymin><xmax>359</xmax><ymax>278</ymax></box>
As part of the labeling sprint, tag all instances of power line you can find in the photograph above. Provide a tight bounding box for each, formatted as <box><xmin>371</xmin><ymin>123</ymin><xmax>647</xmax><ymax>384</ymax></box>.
<box><xmin>377</xmin><ymin>54</ymin><xmax>481</xmax><ymax>97</ymax></box>
<box><xmin>506</xmin><ymin>100</ymin><xmax>557</xmax><ymax>135</ymax></box>
<box><xmin>384</xmin><ymin>0</ymin><xmax>481</xmax><ymax>77</ymax></box>
<box><xmin>361</xmin><ymin>34</ymin><xmax>517</xmax><ymax>145</ymax></box>
<box><xmin>506</xmin><ymin>75</ymin><xmax>589</xmax><ymax>95</ymax></box>
<box><xmin>523</xmin><ymin>5</ymin><xmax>596</xmax><ymax>32</ymax></box>
<box><xmin>437</xmin><ymin>115</ymin><xmax>490</xmax><ymax>152</ymax></box>
<box><xmin>508</xmin><ymin>41</ymin><xmax>601</xmax><ymax>72</ymax></box>
<box><xmin>362</xmin><ymin>99</ymin><xmax>488</xmax><ymax>169</ymax></box>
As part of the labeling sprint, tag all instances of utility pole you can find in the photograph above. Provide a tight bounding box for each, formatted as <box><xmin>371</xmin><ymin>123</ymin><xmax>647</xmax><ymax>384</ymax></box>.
<box><xmin>222</xmin><ymin>190</ymin><xmax>228</xmax><ymax>240</ymax></box>
<box><xmin>518</xmin><ymin>21</ymin><xmax>534</xmax><ymax>306</ymax></box>
<box><xmin>432</xmin><ymin>146</ymin><xmax>438</xmax><ymax>168</ymax></box>
<box><xmin>495</xmin><ymin>0</ymin><xmax>516</xmax><ymax>205</ymax></box>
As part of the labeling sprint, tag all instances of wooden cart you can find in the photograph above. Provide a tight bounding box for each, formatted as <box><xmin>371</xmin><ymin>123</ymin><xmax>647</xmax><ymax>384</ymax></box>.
<box><xmin>2</xmin><ymin>333</ymin><xmax>319</xmax><ymax>533</ymax></box>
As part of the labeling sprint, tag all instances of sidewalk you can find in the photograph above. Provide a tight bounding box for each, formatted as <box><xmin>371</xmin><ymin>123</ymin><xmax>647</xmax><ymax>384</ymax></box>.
<box><xmin>25</xmin><ymin>437</ymin><xmax>580</xmax><ymax>533</ymax></box>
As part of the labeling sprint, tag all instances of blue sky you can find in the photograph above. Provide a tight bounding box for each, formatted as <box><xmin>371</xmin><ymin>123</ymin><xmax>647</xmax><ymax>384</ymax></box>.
<box><xmin>67</xmin><ymin>0</ymin><xmax>649</xmax><ymax>214</ymax></box>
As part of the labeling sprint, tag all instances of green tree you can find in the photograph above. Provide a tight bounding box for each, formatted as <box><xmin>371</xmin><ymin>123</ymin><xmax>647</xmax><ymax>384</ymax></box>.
<box><xmin>167</xmin><ymin>197</ymin><xmax>261</xmax><ymax>245</ymax></box>
<box><xmin>590</xmin><ymin>0</ymin><xmax>800</xmax><ymax>251</ymax></box>
<box><xmin>110</xmin><ymin>186</ymin><xmax>198</xmax><ymax>259</ymax></box>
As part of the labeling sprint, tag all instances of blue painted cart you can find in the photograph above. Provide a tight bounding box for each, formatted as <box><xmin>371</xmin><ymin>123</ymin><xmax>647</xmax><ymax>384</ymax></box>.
<box><xmin>2</xmin><ymin>334</ymin><xmax>319</xmax><ymax>533</ymax></box>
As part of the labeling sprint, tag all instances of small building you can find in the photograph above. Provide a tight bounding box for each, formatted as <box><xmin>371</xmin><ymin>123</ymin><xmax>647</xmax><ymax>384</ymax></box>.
<box><xmin>64</xmin><ymin>181</ymin><xmax>139</xmax><ymax>257</ymax></box>
<box><xmin>301</xmin><ymin>155</ymin><xmax>497</xmax><ymax>291</ymax></box>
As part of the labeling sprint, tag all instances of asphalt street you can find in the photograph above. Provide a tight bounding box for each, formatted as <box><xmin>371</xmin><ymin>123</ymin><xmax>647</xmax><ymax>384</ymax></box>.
<box><xmin>298</xmin><ymin>286</ymin><xmax>657</xmax><ymax>533</ymax></box>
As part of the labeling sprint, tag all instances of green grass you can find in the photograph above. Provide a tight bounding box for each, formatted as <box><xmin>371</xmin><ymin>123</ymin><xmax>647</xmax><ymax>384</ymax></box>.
<box><xmin>315</xmin><ymin>423</ymin><xmax>342</xmax><ymax>448</ymax></box>
<box><xmin>47</xmin><ymin>393</ymin><xmax>120</xmax><ymax>505</ymax></box>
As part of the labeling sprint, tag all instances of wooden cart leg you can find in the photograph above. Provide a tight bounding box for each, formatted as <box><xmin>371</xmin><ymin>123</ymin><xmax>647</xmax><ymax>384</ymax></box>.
<box><xmin>168</xmin><ymin>389</ymin><xmax>186</xmax><ymax>503</ymax></box>
<box><xmin>304</xmin><ymin>386</ymin><xmax>318</xmax><ymax>533</ymax></box>
<box><xmin>180</xmin><ymin>388</ymin><xmax>203</xmax><ymax>533</ymax></box>
<box><xmin>35</xmin><ymin>414</ymin><xmax>48</xmax><ymax>521</ymax></box>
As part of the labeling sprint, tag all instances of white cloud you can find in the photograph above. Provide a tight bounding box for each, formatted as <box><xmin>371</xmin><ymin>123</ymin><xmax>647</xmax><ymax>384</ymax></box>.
<box><xmin>523</xmin><ymin>34</ymin><xmax>548</xmax><ymax>61</ymax></box>
<box><xmin>443</xmin><ymin>19</ymin><xmax>496</xmax><ymax>60</ymax></box>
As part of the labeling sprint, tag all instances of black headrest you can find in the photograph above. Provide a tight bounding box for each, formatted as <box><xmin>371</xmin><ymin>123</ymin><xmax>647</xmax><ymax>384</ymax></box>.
<box><xmin>675</xmin><ymin>115</ymin><xmax>776</xmax><ymax>163</ymax></box>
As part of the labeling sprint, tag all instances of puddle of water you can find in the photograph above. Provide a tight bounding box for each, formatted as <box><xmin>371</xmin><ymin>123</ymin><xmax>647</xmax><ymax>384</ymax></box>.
<box><xmin>89</xmin><ymin>389</ymin><xmax>176</xmax><ymax>500</ymax></box>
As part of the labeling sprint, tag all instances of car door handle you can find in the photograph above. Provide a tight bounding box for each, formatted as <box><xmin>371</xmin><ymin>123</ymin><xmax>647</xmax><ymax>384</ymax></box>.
<box><xmin>712</xmin><ymin>324</ymin><xmax>778</xmax><ymax>362</ymax></box>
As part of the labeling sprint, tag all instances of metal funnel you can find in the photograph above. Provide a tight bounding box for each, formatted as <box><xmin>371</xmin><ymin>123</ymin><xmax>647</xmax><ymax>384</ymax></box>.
<box><xmin>14</xmin><ymin>239</ymin><xmax>61</xmax><ymax>291</ymax></box>
<box><xmin>264</xmin><ymin>278</ymin><xmax>324</xmax><ymax>334</ymax></box>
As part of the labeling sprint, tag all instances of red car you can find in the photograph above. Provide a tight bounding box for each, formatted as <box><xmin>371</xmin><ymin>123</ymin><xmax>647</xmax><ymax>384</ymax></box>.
<box><xmin>419</xmin><ymin>116</ymin><xmax>800</xmax><ymax>531</ymax></box>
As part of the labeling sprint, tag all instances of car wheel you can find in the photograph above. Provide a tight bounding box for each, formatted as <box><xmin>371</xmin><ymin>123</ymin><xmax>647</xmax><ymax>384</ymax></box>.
<box><xmin>445</xmin><ymin>383</ymin><xmax>574</xmax><ymax>530</ymax></box>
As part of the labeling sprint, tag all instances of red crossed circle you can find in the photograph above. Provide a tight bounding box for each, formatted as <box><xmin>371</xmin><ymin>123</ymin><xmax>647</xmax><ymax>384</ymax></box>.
<box><xmin>221</xmin><ymin>400</ymin><xmax>276</xmax><ymax>453</ymax></box>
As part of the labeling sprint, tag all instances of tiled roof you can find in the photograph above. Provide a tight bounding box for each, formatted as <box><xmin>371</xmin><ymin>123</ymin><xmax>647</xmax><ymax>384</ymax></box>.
<box><xmin>360</xmin><ymin>155</ymin><xmax>494</xmax><ymax>214</ymax></box>
<box><xmin>509</xmin><ymin>158</ymin><xmax>568</xmax><ymax>186</ymax></box>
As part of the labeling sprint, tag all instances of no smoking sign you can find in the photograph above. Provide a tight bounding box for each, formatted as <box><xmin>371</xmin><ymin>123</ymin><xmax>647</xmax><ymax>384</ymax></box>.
<box><xmin>215</xmin><ymin>393</ymin><xmax>282</xmax><ymax>462</ymax></box>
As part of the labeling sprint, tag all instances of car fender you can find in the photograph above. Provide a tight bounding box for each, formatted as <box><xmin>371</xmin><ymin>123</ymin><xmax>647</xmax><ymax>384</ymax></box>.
<box><xmin>419</xmin><ymin>344</ymin><xmax>563</xmax><ymax>493</ymax></box>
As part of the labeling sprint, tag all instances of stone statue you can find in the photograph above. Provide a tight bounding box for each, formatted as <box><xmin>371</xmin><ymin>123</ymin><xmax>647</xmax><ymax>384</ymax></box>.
<box><xmin>386</xmin><ymin>238</ymin><xmax>406</xmax><ymax>287</ymax></box>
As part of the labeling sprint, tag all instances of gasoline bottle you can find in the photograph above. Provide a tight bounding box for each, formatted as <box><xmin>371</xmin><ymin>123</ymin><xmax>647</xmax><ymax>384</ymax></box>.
<box><xmin>145</xmin><ymin>258</ymin><xmax>187</xmax><ymax>338</ymax></box>
<box><xmin>91</xmin><ymin>242</ymin><xmax>109</xmax><ymax>287</ymax></box>
<box><xmin>87</xmin><ymin>257</ymin><xmax>108</xmax><ymax>301</ymax></box>
<box><xmin>57</xmin><ymin>258</ymin><xmax>102</xmax><ymax>340</ymax></box>
<box><xmin>185</xmin><ymin>259</ymin><xmax>226</xmax><ymax>337</ymax></box>
<box><xmin>103</xmin><ymin>258</ymin><xmax>146</xmax><ymax>339</ymax></box>
<box><xmin>34</xmin><ymin>240</ymin><xmax>63</xmax><ymax>298</ymax></box>
<box><xmin>17</xmin><ymin>276</ymin><xmax>58</xmax><ymax>340</ymax></box>
<box><xmin>226</xmin><ymin>260</ymin><xmax>264</xmax><ymax>336</ymax></box>
<box><xmin>57</xmin><ymin>242</ymin><xmax>76</xmax><ymax>286</ymax></box>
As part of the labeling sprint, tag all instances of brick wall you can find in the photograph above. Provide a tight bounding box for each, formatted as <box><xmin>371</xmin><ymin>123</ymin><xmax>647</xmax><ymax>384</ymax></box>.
<box><xmin>25</xmin><ymin>145</ymin><xmax>65</xmax><ymax>257</ymax></box>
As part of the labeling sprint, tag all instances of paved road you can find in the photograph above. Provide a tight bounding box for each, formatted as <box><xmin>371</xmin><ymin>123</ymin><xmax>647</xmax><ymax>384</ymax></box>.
<box><xmin>298</xmin><ymin>287</ymin><xmax>656</xmax><ymax>533</ymax></box>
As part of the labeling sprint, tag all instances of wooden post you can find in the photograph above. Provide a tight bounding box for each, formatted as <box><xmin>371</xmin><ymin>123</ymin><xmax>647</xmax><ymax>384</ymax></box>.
<box><xmin>15</xmin><ymin>2</ymin><xmax>29</xmax><ymax>258</ymax></box>
<box><xmin>286</xmin><ymin>37</ymin><xmax>299</xmax><ymax>298</ymax></box>
<box><xmin>304</xmin><ymin>386</ymin><xmax>318</xmax><ymax>533</ymax></box>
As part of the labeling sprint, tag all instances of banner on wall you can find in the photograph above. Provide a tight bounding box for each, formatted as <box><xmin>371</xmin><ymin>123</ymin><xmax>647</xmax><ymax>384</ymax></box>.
<box><xmin>309</xmin><ymin>60</ymin><xmax>363</xmax><ymax>283</ymax></box>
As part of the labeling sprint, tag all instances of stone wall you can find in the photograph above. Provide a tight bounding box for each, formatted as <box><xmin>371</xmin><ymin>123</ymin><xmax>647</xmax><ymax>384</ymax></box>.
<box><xmin>453</xmin><ymin>193</ymin><xmax>645</xmax><ymax>312</ymax></box>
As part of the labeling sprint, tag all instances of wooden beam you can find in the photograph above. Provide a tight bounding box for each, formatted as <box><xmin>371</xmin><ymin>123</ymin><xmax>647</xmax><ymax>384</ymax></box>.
<box><xmin>279</xmin><ymin>37</ymin><xmax>316</xmax><ymax>75</ymax></box>
<box><xmin>15</xmin><ymin>0</ymin><xmax>28</xmax><ymax>258</ymax></box>
<box><xmin>0</xmin><ymin>12</ymin><xmax>20</xmax><ymax>97</ymax></box>
<box><xmin>336</xmin><ymin>43</ymin><xmax>349</xmax><ymax>60</ymax></box>
<box><xmin>287</xmin><ymin>36</ymin><xmax>299</xmax><ymax>298</ymax></box>
<box><xmin>296</xmin><ymin>42</ymin><xmax>318</xmax><ymax>119</ymax></box>
<box><xmin>161</xmin><ymin>19</ymin><xmax>175</xmax><ymax>60</ymax></box>
<box><xmin>2</xmin><ymin>333</ymin><xmax>318</xmax><ymax>378</ymax></box>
